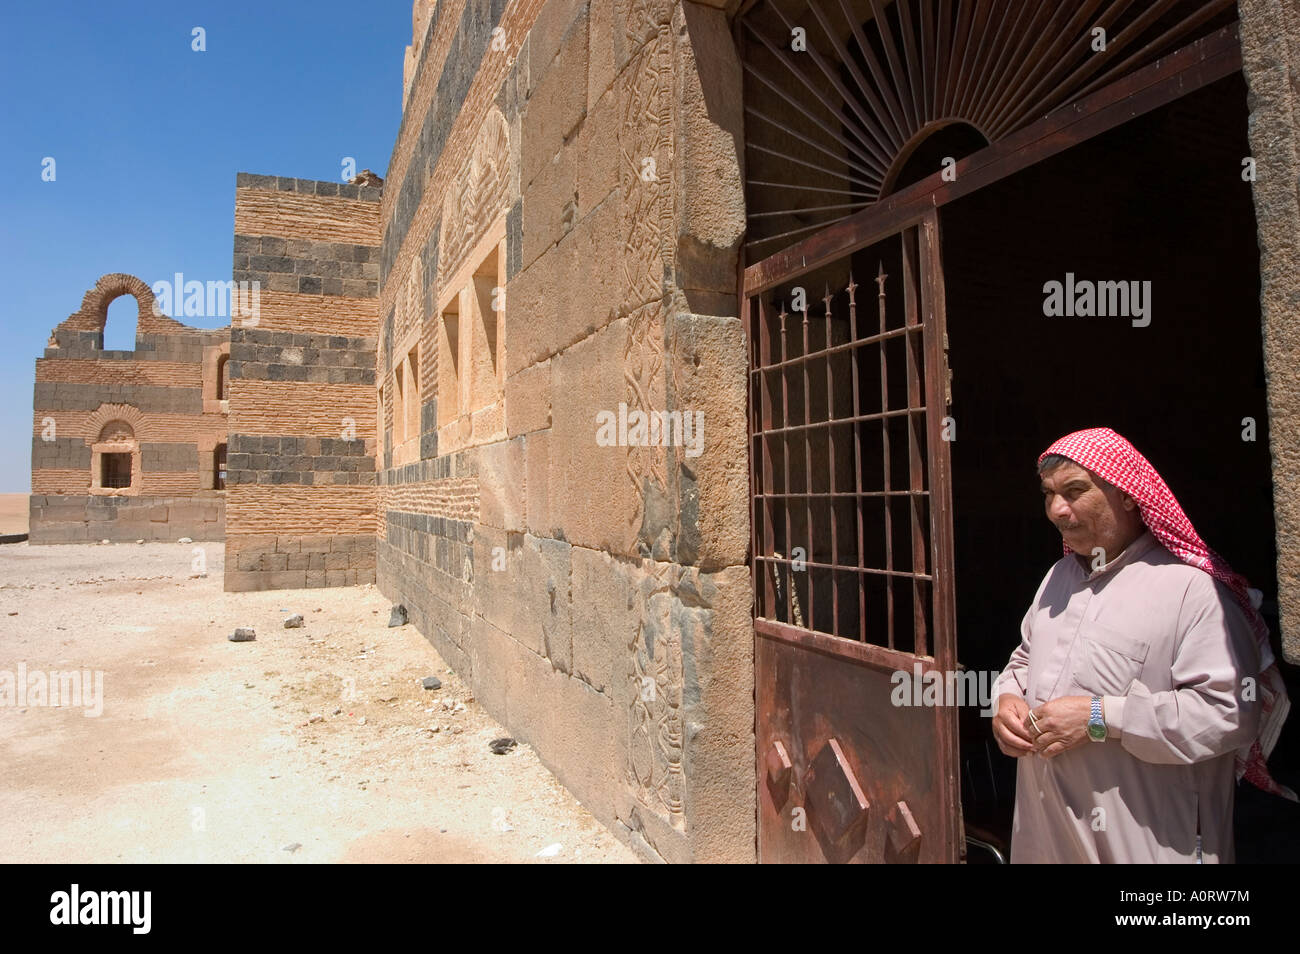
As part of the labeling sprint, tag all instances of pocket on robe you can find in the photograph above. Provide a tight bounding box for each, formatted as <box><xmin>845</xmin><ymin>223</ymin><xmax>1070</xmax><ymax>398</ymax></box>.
<box><xmin>1073</xmin><ymin>622</ymin><xmax>1149</xmax><ymax>696</ymax></box>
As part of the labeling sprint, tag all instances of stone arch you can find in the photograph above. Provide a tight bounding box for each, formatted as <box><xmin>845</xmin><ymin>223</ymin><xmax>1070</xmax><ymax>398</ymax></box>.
<box><xmin>50</xmin><ymin>273</ymin><xmax>188</xmax><ymax>348</ymax></box>
<box><xmin>67</xmin><ymin>274</ymin><xmax>157</xmax><ymax>333</ymax></box>
<box><xmin>83</xmin><ymin>403</ymin><xmax>147</xmax><ymax>444</ymax></box>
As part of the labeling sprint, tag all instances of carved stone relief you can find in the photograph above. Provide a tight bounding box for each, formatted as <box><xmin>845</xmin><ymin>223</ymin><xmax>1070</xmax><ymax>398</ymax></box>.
<box><xmin>441</xmin><ymin>108</ymin><xmax>511</xmax><ymax>283</ymax></box>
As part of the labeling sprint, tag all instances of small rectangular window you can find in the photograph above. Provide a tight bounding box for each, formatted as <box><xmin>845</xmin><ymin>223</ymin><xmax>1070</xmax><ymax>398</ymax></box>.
<box><xmin>471</xmin><ymin>242</ymin><xmax>505</xmax><ymax>409</ymax></box>
<box><xmin>394</xmin><ymin>363</ymin><xmax>406</xmax><ymax>445</ymax></box>
<box><xmin>406</xmin><ymin>346</ymin><xmax>420</xmax><ymax>446</ymax></box>
<box><xmin>214</xmin><ymin>443</ymin><xmax>227</xmax><ymax>490</ymax></box>
<box><xmin>102</xmin><ymin>453</ymin><xmax>132</xmax><ymax>489</ymax></box>
<box><xmin>439</xmin><ymin>298</ymin><xmax>460</xmax><ymax>428</ymax></box>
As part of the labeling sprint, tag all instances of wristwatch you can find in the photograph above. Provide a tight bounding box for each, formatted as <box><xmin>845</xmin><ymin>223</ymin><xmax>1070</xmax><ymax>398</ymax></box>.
<box><xmin>1087</xmin><ymin>696</ymin><xmax>1107</xmax><ymax>742</ymax></box>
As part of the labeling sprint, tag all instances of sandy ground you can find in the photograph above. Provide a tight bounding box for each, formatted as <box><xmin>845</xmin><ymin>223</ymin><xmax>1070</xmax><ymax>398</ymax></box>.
<box><xmin>0</xmin><ymin>494</ymin><xmax>27</xmax><ymax>535</ymax></box>
<box><xmin>0</xmin><ymin>541</ymin><xmax>637</xmax><ymax>864</ymax></box>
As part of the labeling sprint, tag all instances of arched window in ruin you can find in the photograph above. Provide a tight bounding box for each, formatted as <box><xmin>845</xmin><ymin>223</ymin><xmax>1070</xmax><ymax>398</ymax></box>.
<box><xmin>202</xmin><ymin>342</ymin><xmax>232</xmax><ymax>413</ymax></box>
<box><xmin>47</xmin><ymin>274</ymin><xmax>180</xmax><ymax>353</ymax></box>
<box><xmin>103</xmin><ymin>294</ymin><xmax>140</xmax><ymax>352</ymax></box>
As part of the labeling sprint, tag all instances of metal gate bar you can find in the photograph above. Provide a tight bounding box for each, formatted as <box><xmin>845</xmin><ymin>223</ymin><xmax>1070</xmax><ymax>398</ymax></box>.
<box><xmin>743</xmin><ymin>21</ymin><xmax>1242</xmax><ymax>294</ymax></box>
<box><xmin>748</xmin><ymin>210</ymin><xmax>961</xmax><ymax>862</ymax></box>
<box><xmin>748</xmin><ymin>222</ymin><xmax>943</xmax><ymax>653</ymax></box>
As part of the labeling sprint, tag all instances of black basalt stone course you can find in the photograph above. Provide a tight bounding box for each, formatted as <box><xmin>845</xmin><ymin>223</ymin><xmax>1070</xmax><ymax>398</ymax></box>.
<box><xmin>380</xmin><ymin>0</ymin><xmax>508</xmax><ymax>285</ymax></box>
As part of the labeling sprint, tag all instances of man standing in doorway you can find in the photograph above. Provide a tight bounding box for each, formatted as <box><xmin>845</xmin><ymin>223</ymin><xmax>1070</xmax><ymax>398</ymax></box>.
<box><xmin>991</xmin><ymin>427</ymin><xmax>1293</xmax><ymax>863</ymax></box>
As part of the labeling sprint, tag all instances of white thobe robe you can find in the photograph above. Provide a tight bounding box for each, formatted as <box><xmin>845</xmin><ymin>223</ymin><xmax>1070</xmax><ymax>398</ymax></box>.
<box><xmin>992</xmin><ymin>530</ymin><xmax>1262</xmax><ymax>863</ymax></box>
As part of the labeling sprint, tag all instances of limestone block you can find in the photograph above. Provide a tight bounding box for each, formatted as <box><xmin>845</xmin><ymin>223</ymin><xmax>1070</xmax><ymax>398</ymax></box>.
<box><xmin>469</xmin><ymin>401</ymin><xmax>506</xmax><ymax>447</ymax></box>
<box><xmin>550</xmin><ymin>313</ymin><xmax>647</xmax><ymax>558</ymax></box>
<box><xmin>467</xmin><ymin>613</ymin><xmax>514</xmax><ymax>727</ymax></box>
<box><xmin>521</xmin><ymin>7</ymin><xmax>589</xmax><ymax>191</ymax></box>
<box><xmin>506</xmin><ymin>653</ymin><xmax>623</xmax><ymax>836</ymax></box>
<box><xmin>570</xmin><ymin>545</ymin><xmax>642</xmax><ymax>695</ymax></box>
<box><xmin>576</xmin><ymin>85</ymin><xmax>619</xmax><ymax>218</ymax></box>
<box><xmin>517</xmin><ymin>534</ymin><xmax>573</xmax><ymax>673</ymax></box>
<box><xmin>587</xmin><ymin>0</ymin><xmax>617</xmax><ymax>111</ymax></box>
<box><xmin>270</xmin><ymin>570</ymin><xmax>307</xmax><ymax>590</ymax></box>
<box><xmin>473</xmin><ymin>525</ymin><xmax>517</xmax><ymax>639</ymax></box>
<box><xmin>477</xmin><ymin>436</ymin><xmax>526</xmax><ymax>531</ymax></box>
<box><xmin>526</xmin><ymin>0</ymin><xmax>587</xmax><ymax>95</ymax></box>
<box><xmin>506</xmin><ymin>359</ymin><xmax>552</xmax><ymax>437</ymax></box>
<box><xmin>666</xmin><ymin>312</ymin><xmax>749</xmax><ymax>569</ymax></box>
<box><xmin>524</xmin><ymin>429</ymin><xmax>553</xmax><ymax>535</ymax></box>
<box><xmin>563</xmin><ymin>194</ymin><xmax>626</xmax><ymax>340</ymax></box>
<box><xmin>521</xmin><ymin>146</ymin><xmax>578</xmax><ymax>270</ymax></box>
<box><xmin>473</xmin><ymin>526</ymin><xmax>572</xmax><ymax>669</ymax></box>
<box><xmin>224</xmin><ymin>570</ymin><xmax>269</xmax><ymax>592</ymax></box>
<box><xmin>235</xmin><ymin>545</ymin><xmax>266</xmax><ymax>572</ymax></box>
<box><xmin>681</xmin><ymin>564</ymin><xmax>756</xmax><ymax>862</ymax></box>
<box><xmin>505</xmin><ymin>255</ymin><xmax>559</xmax><ymax>376</ymax></box>
<box><xmin>510</xmin><ymin>204</ymin><xmax>626</xmax><ymax>374</ymax></box>
<box><xmin>674</xmin><ymin>1</ymin><xmax>745</xmax><ymax>300</ymax></box>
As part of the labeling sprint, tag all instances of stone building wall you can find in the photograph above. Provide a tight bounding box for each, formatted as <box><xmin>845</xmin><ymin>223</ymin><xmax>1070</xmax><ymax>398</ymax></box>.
<box><xmin>1239</xmin><ymin>0</ymin><xmax>1300</xmax><ymax>665</ymax></box>
<box><xmin>374</xmin><ymin>0</ymin><xmax>754</xmax><ymax>862</ymax></box>
<box><xmin>223</xmin><ymin>174</ymin><xmax>383</xmax><ymax>591</ymax></box>
<box><xmin>30</xmin><ymin>273</ymin><xmax>229</xmax><ymax>543</ymax></box>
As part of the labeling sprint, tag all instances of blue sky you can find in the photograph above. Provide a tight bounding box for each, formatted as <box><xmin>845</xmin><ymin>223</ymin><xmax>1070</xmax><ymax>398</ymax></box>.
<box><xmin>0</xmin><ymin>0</ymin><xmax>410</xmax><ymax>491</ymax></box>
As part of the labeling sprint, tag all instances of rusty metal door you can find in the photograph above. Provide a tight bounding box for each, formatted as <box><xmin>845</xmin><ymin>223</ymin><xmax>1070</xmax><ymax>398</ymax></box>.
<box><xmin>746</xmin><ymin>209</ymin><xmax>960</xmax><ymax>863</ymax></box>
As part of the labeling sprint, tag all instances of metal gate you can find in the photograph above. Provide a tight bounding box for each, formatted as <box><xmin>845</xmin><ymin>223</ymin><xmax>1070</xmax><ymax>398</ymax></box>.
<box><xmin>737</xmin><ymin>0</ymin><xmax>1245</xmax><ymax>865</ymax></box>
<box><xmin>746</xmin><ymin>209</ymin><xmax>960</xmax><ymax>863</ymax></box>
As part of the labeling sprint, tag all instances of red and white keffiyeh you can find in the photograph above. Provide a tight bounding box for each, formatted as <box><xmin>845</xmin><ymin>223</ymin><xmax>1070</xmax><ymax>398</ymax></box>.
<box><xmin>1039</xmin><ymin>426</ymin><xmax>1295</xmax><ymax>800</ymax></box>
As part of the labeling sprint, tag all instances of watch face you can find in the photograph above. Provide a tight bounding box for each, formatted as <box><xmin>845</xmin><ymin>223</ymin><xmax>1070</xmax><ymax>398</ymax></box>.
<box><xmin>1088</xmin><ymin>721</ymin><xmax>1107</xmax><ymax>741</ymax></box>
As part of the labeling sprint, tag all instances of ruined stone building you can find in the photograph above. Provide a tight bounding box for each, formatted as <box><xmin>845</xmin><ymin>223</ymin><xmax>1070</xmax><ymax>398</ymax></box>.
<box><xmin>30</xmin><ymin>0</ymin><xmax>1300</xmax><ymax>862</ymax></box>
<box><xmin>31</xmin><ymin>274</ymin><xmax>230</xmax><ymax>543</ymax></box>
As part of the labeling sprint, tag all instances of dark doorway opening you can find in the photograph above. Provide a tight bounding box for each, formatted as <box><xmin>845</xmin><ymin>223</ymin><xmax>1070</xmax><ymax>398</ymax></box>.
<box><xmin>941</xmin><ymin>71</ymin><xmax>1299</xmax><ymax>862</ymax></box>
